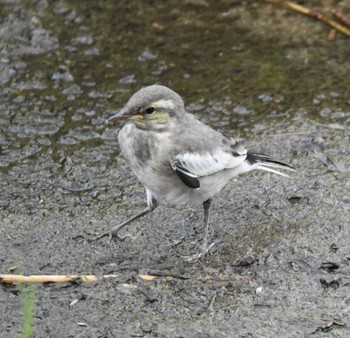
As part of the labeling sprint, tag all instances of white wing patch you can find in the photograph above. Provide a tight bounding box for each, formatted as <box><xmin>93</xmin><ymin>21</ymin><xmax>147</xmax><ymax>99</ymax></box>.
<box><xmin>174</xmin><ymin>148</ymin><xmax>247</xmax><ymax>177</ymax></box>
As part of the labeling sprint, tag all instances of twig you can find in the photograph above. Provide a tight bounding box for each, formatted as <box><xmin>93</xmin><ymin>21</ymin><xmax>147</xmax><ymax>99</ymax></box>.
<box><xmin>265</xmin><ymin>131</ymin><xmax>316</xmax><ymax>137</ymax></box>
<box><xmin>326</xmin><ymin>154</ymin><xmax>347</xmax><ymax>173</ymax></box>
<box><xmin>344</xmin><ymin>84</ymin><xmax>350</xmax><ymax>98</ymax></box>
<box><xmin>0</xmin><ymin>274</ymin><xmax>166</xmax><ymax>284</ymax></box>
<box><xmin>258</xmin><ymin>0</ymin><xmax>350</xmax><ymax>37</ymax></box>
<box><xmin>306</xmin><ymin>316</ymin><xmax>345</xmax><ymax>326</ymax></box>
<box><xmin>215</xmin><ymin>84</ymin><xmax>230</xmax><ymax>95</ymax></box>
<box><xmin>330</xmin><ymin>10</ymin><xmax>350</xmax><ymax>27</ymax></box>
<box><xmin>0</xmin><ymin>274</ymin><xmax>119</xmax><ymax>284</ymax></box>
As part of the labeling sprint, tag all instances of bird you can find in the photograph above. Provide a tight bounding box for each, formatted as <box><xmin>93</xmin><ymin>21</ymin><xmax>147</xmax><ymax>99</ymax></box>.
<box><xmin>92</xmin><ymin>84</ymin><xmax>294</xmax><ymax>261</ymax></box>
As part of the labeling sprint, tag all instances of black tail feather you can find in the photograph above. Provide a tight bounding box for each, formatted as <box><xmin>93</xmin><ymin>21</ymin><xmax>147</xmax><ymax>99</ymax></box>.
<box><xmin>246</xmin><ymin>151</ymin><xmax>295</xmax><ymax>176</ymax></box>
<box><xmin>247</xmin><ymin>152</ymin><xmax>294</xmax><ymax>169</ymax></box>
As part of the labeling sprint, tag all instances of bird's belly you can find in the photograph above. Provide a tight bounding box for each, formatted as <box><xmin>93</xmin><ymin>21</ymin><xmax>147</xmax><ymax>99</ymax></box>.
<box><xmin>135</xmin><ymin>166</ymin><xmax>197</xmax><ymax>205</ymax></box>
<box><xmin>140</xmin><ymin>168</ymin><xmax>232</xmax><ymax>206</ymax></box>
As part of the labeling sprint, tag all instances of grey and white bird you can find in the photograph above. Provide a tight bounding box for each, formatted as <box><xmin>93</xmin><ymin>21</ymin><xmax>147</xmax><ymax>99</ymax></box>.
<box><xmin>93</xmin><ymin>85</ymin><xmax>294</xmax><ymax>260</ymax></box>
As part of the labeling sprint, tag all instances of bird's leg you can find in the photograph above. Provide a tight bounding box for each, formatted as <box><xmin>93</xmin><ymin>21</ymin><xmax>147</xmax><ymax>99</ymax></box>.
<box><xmin>109</xmin><ymin>202</ymin><xmax>158</xmax><ymax>241</ymax></box>
<box><xmin>183</xmin><ymin>198</ymin><xmax>215</xmax><ymax>262</ymax></box>
<box><xmin>90</xmin><ymin>199</ymin><xmax>158</xmax><ymax>242</ymax></box>
<box><xmin>201</xmin><ymin>198</ymin><xmax>212</xmax><ymax>250</ymax></box>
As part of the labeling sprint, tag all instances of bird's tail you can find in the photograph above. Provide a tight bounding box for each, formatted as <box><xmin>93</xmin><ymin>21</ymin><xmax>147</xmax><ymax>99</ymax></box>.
<box><xmin>246</xmin><ymin>152</ymin><xmax>295</xmax><ymax>177</ymax></box>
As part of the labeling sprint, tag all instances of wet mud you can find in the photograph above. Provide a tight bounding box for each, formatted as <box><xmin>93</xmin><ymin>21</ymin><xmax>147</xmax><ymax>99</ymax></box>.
<box><xmin>1</xmin><ymin>1</ymin><xmax>350</xmax><ymax>337</ymax></box>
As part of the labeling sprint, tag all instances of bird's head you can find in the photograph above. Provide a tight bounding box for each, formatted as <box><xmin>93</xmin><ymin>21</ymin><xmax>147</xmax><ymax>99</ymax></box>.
<box><xmin>107</xmin><ymin>85</ymin><xmax>185</xmax><ymax>131</ymax></box>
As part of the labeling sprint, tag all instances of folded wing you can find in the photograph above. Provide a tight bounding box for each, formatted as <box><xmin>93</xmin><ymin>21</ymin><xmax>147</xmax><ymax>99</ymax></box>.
<box><xmin>171</xmin><ymin>146</ymin><xmax>247</xmax><ymax>189</ymax></box>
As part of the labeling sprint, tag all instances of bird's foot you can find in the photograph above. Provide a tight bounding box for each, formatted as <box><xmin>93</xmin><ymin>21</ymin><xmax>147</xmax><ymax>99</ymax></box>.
<box><xmin>182</xmin><ymin>242</ymin><xmax>215</xmax><ymax>262</ymax></box>
<box><xmin>89</xmin><ymin>228</ymin><xmax>132</xmax><ymax>243</ymax></box>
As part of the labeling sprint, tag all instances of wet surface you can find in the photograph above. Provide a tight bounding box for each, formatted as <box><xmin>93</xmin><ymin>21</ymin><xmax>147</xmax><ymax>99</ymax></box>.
<box><xmin>1</xmin><ymin>0</ymin><xmax>350</xmax><ymax>337</ymax></box>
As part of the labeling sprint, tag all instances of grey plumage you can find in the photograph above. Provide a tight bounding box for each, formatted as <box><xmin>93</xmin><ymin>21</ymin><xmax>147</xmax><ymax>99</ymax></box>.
<box><xmin>93</xmin><ymin>85</ymin><xmax>294</xmax><ymax>260</ymax></box>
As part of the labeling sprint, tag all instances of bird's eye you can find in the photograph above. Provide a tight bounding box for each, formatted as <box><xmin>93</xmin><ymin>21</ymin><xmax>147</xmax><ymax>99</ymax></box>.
<box><xmin>145</xmin><ymin>106</ymin><xmax>155</xmax><ymax>115</ymax></box>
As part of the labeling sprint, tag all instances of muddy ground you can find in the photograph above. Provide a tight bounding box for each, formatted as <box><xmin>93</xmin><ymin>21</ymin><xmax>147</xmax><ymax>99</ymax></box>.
<box><xmin>1</xmin><ymin>0</ymin><xmax>350</xmax><ymax>337</ymax></box>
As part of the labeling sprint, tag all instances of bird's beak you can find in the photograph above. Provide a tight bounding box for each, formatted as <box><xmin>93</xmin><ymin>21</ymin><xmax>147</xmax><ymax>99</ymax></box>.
<box><xmin>106</xmin><ymin>109</ymin><xmax>144</xmax><ymax>124</ymax></box>
<box><xmin>106</xmin><ymin>110</ymin><xmax>126</xmax><ymax>124</ymax></box>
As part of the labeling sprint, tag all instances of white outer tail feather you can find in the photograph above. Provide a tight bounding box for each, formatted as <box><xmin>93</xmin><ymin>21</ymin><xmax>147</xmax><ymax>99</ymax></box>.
<box><xmin>254</xmin><ymin>163</ymin><xmax>292</xmax><ymax>177</ymax></box>
<box><xmin>246</xmin><ymin>152</ymin><xmax>295</xmax><ymax>178</ymax></box>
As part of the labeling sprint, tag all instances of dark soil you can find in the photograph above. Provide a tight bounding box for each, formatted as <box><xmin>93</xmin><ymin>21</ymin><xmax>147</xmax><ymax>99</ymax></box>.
<box><xmin>1</xmin><ymin>1</ymin><xmax>350</xmax><ymax>337</ymax></box>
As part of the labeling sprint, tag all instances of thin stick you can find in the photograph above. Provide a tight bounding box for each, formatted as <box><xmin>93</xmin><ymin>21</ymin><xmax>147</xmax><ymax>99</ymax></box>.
<box><xmin>258</xmin><ymin>0</ymin><xmax>350</xmax><ymax>37</ymax></box>
<box><xmin>344</xmin><ymin>84</ymin><xmax>350</xmax><ymax>98</ymax></box>
<box><xmin>330</xmin><ymin>10</ymin><xmax>350</xmax><ymax>27</ymax></box>
<box><xmin>265</xmin><ymin>131</ymin><xmax>316</xmax><ymax>137</ymax></box>
<box><xmin>0</xmin><ymin>274</ymin><xmax>161</xmax><ymax>284</ymax></box>
<box><xmin>0</xmin><ymin>274</ymin><xmax>119</xmax><ymax>284</ymax></box>
<box><xmin>306</xmin><ymin>316</ymin><xmax>345</xmax><ymax>326</ymax></box>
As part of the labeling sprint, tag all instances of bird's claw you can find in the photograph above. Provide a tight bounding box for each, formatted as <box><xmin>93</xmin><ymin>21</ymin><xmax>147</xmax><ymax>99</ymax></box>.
<box><xmin>108</xmin><ymin>231</ymin><xmax>133</xmax><ymax>243</ymax></box>
<box><xmin>88</xmin><ymin>232</ymin><xmax>110</xmax><ymax>242</ymax></box>
<box><xmin>89</xmin><ymin>230</ymin><xmax>132</xmax><ymax>243</ymax></box>
<box><xmin>182</xmin><ymin>242</ymin><xmax>215</xmax><ymax>262</ymax></box>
